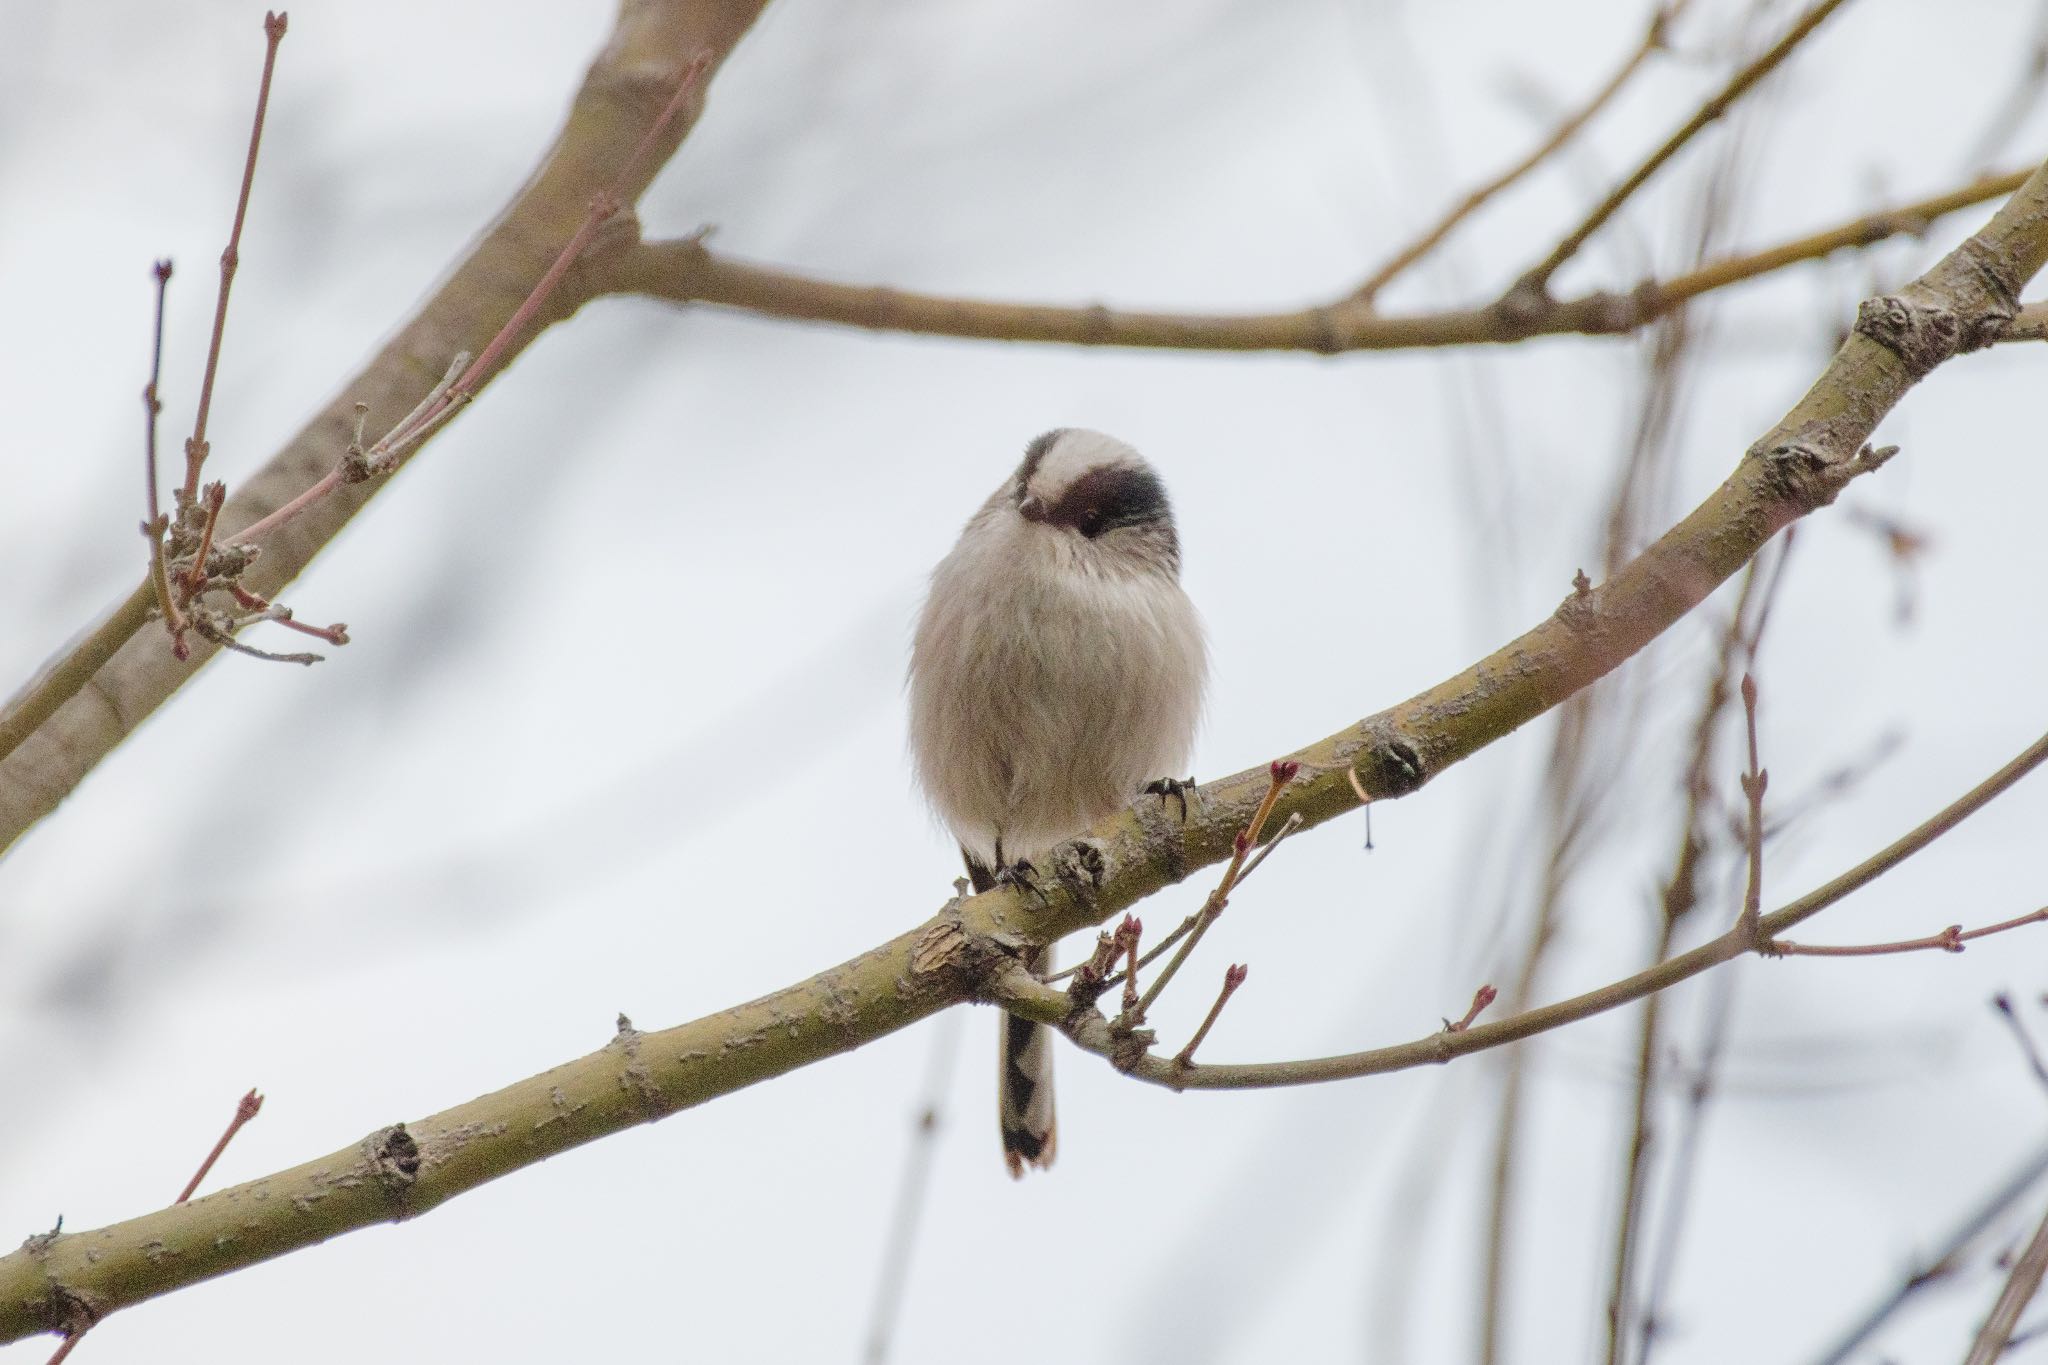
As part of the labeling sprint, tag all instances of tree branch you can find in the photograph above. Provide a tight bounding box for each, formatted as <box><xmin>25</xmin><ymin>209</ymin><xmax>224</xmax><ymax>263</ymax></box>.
<box><xmin>1</xmin><ymin>13</ymin><xmax>2028</xmax><ymax>866</ymax></box>
<box><xmin>0</xmin><ymin>0</ymin><xmax>772</xmax><ymax>856</ymax></box>
<box><xmin>598</xmin><ymin>166</ymin><xmax>2029</xmax><ymax>353</ymax></box>
<box><xmin>998</xmin><ymin>725</ymin><xmax>2048</xmax><ymax>1092</ymax></box>
<box><xmin>7</xmin><ymin>154</ymin><xmax>2045</xmax><ymax>1348</ymax></box>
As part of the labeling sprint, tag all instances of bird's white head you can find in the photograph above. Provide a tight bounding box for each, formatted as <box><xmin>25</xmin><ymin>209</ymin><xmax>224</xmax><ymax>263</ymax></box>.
<box><xmin>1005</xmin><ymin>428</ymin><xmax>1181</xmax><ymax>577</ymax></box>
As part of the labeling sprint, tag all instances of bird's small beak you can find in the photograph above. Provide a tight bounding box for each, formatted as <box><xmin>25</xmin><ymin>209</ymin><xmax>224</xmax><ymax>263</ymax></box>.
<box><xmin>1017</xmin><ymin>494</ymin><xmax>1046</xmax><ymax>522</ymax></box>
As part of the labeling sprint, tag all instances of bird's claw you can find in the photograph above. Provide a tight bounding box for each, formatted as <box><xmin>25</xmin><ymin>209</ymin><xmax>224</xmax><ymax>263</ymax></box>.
<box><xmin>994</xmin><ymin>859</ymin><xmax>1045</xmax><ymax>900</ymax></box>
<box><xmin>1144</xmin><ymin>775</ymin><xmax>1197</xmax><ymax>824</ymax></box>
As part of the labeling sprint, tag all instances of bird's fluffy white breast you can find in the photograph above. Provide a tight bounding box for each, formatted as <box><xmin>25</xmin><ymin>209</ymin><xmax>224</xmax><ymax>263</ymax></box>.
<box><xmin>909</xmin><ymin>499</ymin><xmax>1206</xmax><ymax>867</ymax></box>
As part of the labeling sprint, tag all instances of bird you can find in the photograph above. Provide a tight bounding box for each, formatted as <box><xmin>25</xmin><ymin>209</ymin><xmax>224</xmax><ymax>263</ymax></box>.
<box><xmin>908</xmin><ymin>428</ymin><xmax>1206</xmax><ymax>1176</ymax></box>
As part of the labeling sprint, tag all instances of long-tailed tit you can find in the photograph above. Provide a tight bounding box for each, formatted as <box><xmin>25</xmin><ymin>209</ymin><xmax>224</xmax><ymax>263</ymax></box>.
<box><xmin>909</xmin><ymin>428</ymin><xmax>1206</xmax><ymax>1176</ymax></box>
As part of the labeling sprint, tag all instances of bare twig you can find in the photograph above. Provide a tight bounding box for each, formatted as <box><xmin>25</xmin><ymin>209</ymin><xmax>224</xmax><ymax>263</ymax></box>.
<box><xmin>176</xmin><ymin>1089</ymin><xmax>265</xmax><ymax>1205</ymax></box>
<box><xmin>265</xmin><ymin>609</ymin><xmax>349</xmax><ymax>646</ymax></box>
<box><xmin>1173</xmin><ymin>964</ymin><xmax>1249</xmax><ymax>1067</ymax></box>
<box><xmin>143</xmin><ymin>261</ymin><xmax>172</xmax><ymax>526</ymax></box>
<box><xmin>1000</xmin><ymin>725</ymin><xmax>2048</xmax><ymax>1094</ymax></box>
<box><xmin>1120</xmin><ymin>918</ymin><xmax>1143</xmax><ymax>1017</ymax></box>
<box><xmin>1123</xmin><ymin>760</ymin><xmax>1297</xmax><ymax>1025</ymax></box>
<box><xmin>141</xmin><ymin>517</ymin><xmax>187</xmax><ymax>661</ymax></box>
<box><xmin>47</xmin><ymin>1087</ymin><xmax>264</xmax><ymax>1363</ymax></box>
<box><xmin>1235</xmin><ymin>811</ymin><xmax>1303</xmax><ymax>883</ymax></box>
<box><xmin>1051</xmin><ymin>914</ymin><xmax>1136</xmax><ymax>992</ymax></box>
<box><xmin>1508</xmin><ymin>0</ymin><xmax>1855</xmax><ymax>301</ymax></box>
<box><xmin>190</xmin><ymin>620</ymin><xmax>319</xmax><ymax>666</ymax></box>
<box><xmin>1354</xmin><ymin>0</ymin><xmax>1688</xmax><ymax>302</ymax></box>
<box><xmin>180</xmin><ymin>483</ymin><xmax>227</xmax><ymax>593</ymax></box>
<box><xmin>182</xmin><ymin>11</ymin><xmax>287</xmax><ymax>506</ymax></box>
<box><xmin>1769</xmin><ymin>906</ymin><xmax>2048</xmax><ymax>958</ymax></box>
<box><xmin>1734</xmin><ymin>674</ymin><xmax>1767</xmax><ymax>945</ymax></box>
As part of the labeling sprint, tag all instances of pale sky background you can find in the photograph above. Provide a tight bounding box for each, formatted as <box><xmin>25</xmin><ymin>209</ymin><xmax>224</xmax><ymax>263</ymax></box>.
<box><xmin>2</xmin><ymin>1</ymin><xmax>2047</xmax><ymax>1362</ymax></box>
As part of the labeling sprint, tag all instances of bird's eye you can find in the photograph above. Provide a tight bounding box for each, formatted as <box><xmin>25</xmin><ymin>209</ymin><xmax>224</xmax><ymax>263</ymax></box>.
<box><xmin>1078</xmin><ymin>508</ymin><xmax>1104</xmax><ymax>536</ymax></box>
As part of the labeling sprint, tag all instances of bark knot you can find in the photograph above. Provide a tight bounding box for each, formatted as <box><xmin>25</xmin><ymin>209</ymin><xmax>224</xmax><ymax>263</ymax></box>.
<box><xmin>1854</xmin><ymin>295</ymin><xmax>1961</xmax><ymax>377</ymax></box>
<box><xmin>368</xmin><ymin>1124</ymin><xmax>421</xmax><ymax>1187</ymax></box>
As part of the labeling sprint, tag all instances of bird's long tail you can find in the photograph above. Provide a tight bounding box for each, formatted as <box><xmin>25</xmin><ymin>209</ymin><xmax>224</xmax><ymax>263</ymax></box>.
<box><xmin>967</xmin><ymin>855</ymin><xmax>1057</xmax><ymax>1177</ymax></box>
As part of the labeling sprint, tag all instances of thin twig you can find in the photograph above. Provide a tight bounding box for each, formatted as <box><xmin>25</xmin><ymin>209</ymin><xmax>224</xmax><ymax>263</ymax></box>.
<box><xmin>1173</xmin><ymin>965</ymin><xmax>1248</xmax><ymax>1067</ymax></box>
<box><xmin>265</xmin><ymin>610</ymin><xmax>349</xmax><ymax>646</ymax></box>
<box><xmin>1123</xmin><ymin>760</ymin><xmax>1297</xmax><ymax>1025</ymax></box>
<box><xmin>1008</xmin><ymin>725</ymin><xmax>2048</xmax><ymax>1094</ymax></box>
<box><xmin>1120</xmin><ymin>919</ymin><xmax>1143</xmax><ymax>1017</ymax></box>
<box><xmin>226</xmin><ymin>355</ymin><xmax>466</xmax><ymax>546</ymax></box>
<box><xmin>183</xmin><ymin>11</ymin><xmax>287</xmax><ymax>505</ymax></box>
<box><xmin>43</xmin><ymin>1323</ymin><xmax>82</xmax><ymax>1363</ymax></box>
<box><xmin>142</xmin><ymin>516</ymin><xmax>187</xmax><ymax>660</ymax></box>
<box><xmin>1769</xmin><ymin>906</ymin><xmax>2048</xmax><ymax>957</ymax></box>
<box><xmin>1051</xmin><ymin>908</ymin><xmax>1180</xmax><ymax>989</ymax></box>
<box><xmin>191</xmin><ymin>621</ymin><xmax>319</xmax><ymax>666</ymax></box>
<box><xmin>1354</xmin><ymin>0</ymin><xmax>1688</xmax><ymax>302</ymax></box>
<box><xmin>177</xmin><ymin>1088</ymin><xmax>265</xmax><ymax>1204</ymax></box>
<box><xmin>1510</xmin><ymin>0</ymin><xmax>1855</xmax><ymax>300</ymax></box>
<box><xmin>49</xmin><ymin>1087</ymin><xmax>264</xmax><ymax>1363</ymax></box>
<box><xmin>180</xmin><ymin>483</ymin><xmax>226</xmax><ymax>593</ymax></box>
<box><xmin>1050</xmin><ymin>914</ymin><xmax>1134</xmax><ymax>991</ymax></box>
<box><xmin>1234</xmin><ymin>811</ymin><xmax>1303</xmax><ymax>882</ymax></box>
<box><xmin>361</xmin><ymin>355</ymin><xmax>466</xmax><ymax>472</ymax></box>
<box><xmin>143</xmin><ymin>260</ymin><xmax>172</xmax><ymax>526</ymax></box>
<box><xmin>1734</xmin><ymin>673</ymin><xmax>1766</xmax><ymax>945</ymax></box>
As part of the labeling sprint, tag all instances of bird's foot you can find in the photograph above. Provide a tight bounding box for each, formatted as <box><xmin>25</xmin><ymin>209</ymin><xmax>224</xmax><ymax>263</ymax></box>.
<box><xmin>1144</xmin><ymin>775</ymin><xmax>1198</xmax><ymax>824</ymax></box>
<box><xmin>993</xmin><ymin>859</ymin><xmax>1045</xmax><ymax>900</ymax></box>
<box><xmin>993</xmin><ymin>842</ymin><xmax>1108</xmax><ymax>902</ymax></box>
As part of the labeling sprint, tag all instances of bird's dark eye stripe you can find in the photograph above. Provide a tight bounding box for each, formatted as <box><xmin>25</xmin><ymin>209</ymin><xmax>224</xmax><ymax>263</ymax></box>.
<box><xmin>1047</xmin><ymin>465</ymin><xmax>1169</xmax><ymax>537</ymax></box>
